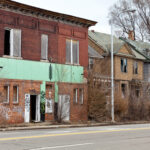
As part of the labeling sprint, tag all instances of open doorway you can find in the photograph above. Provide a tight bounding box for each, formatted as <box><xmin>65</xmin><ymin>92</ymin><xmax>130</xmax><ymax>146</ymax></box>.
<box><xmin>30</xmin><ymin>95</ymin><xmax>36</xmax><ymax>122</ymax></box>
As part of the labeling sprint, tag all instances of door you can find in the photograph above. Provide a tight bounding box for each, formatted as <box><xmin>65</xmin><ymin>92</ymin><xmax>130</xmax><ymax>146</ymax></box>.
<box><xmin>58</xmin><ymin>95</ymin><xmax>70</xmax><ymax>122</ymax></box>
<box><xmin>24</xmin><ymin>94</ymin><xmax>30</xmax><ymax>123</ymax></box>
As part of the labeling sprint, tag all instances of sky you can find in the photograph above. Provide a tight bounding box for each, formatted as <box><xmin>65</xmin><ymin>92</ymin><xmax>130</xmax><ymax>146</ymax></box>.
<box><xmin>13</xmin><ymin>0</ymin><xmax>118</xmax><ymax>34</ymax></box>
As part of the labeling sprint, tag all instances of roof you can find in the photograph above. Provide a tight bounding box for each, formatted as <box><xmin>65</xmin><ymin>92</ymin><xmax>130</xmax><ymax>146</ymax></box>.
<box><xmin>88</xmin><ymin>30</ymin><xmax>124</xmax><ymax>53</ymax></box>
<box><xmin>88</xmin><ymin>46</ymin><xmax>103</xmax><ymax>59</ymax></box>
<box><xmin>120</xmin><ymin>37</ymin><xmax>150</xmax><ymax>60</ymax></box>
<box><xmin>0</xmin><ymin>0</ymin><xmax>97</xmax><ymax>27</ymax></box>
<box><xmin>88</xmin><ymin>30</ymin><xmax>146</xmax><ymax>60</ymax></box>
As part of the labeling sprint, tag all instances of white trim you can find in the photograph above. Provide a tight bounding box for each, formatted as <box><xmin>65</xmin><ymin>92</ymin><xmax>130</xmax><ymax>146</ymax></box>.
<box><xmin>71</xmin><ymin>40</ymin><xmax>73</xmax><ymax>64</ymax></box>
<box><xmin>13</xmin><ymin>86</ymin><xmax>19</xmax><ymax>104</ymax></box>
<box><xmin>3</xmin><ymin>85</ymin><xmax>9</xmax><ymax>104</ymax></box>
<box><xmin>10</xmin><ymin>29</ymin><xmax>14</xmax><ymax>56</ymax></box>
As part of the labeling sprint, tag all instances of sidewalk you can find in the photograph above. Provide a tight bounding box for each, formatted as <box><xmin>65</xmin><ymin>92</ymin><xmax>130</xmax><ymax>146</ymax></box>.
<box><xmin>1</xmin><ymin>121</ymin><xmax>150</xmax><ymax>131</ymax></box>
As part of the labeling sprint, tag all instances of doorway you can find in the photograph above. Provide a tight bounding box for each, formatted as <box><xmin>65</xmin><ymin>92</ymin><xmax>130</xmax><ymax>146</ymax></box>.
<box><xmin>30</xmin><ymin>95</ymin><xmax>36</xmax><ymax>122</ymax></box>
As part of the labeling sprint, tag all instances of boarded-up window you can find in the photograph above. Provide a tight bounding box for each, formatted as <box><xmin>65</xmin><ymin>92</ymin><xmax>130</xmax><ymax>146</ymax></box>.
<box><xmin>73</xmin><ymin>88</ymin><xmax>78</xmax><ymax>104</ymax></box>
<box><xmin>13</xmin><ymin>86</ymin><xmax>18</xmax><ymax>103</ymax></box>
<box><xmin>3</xmin><ymin>85</ymin><xmax>9</xmax><ymax>103</ymax></box>
<box><xmin>66</xmin><ymin>39</ymin><xmax>79</xmax><ymax>64</ymax></box>
<box><xmin>13</xmin><ymin>29</ymin><xmax>21</xmax><ymax>57</ymax></box>
<box><xmin>79</xmin><ymin>88</ymin><xmax>84</xmax><ymax>104</ymax></box>
<box><xmin>4</xmin><ymin>29</ymin><xmax>21</xmax><ymax>57</ymax></box>
<box><xmin>41</xmin><ymin>34</ymin><xmax>48</xmax><ymax>60</ymax></box>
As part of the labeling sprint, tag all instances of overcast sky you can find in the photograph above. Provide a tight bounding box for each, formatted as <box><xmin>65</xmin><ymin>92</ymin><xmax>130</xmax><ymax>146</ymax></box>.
<box><xmin>13</xmin><ymin>0</ymin><xmax>118</xmax><ymax>34</ymax></box>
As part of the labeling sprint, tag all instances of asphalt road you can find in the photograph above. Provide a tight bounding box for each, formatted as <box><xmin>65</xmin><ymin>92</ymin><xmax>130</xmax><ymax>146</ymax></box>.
<box><xmin>0</xmin><ymin>124</ymin><xmax>150</xmax><ymax>150</ymax></box>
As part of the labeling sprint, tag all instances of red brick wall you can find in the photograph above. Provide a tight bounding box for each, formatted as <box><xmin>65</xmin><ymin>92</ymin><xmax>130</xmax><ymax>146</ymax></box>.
<box><xmin>58</xmin><ymin>83</ymin><xmax>88</xmax><ymax>122</ymax></box>
<box><xmin>0</xmin><ymin>79</ymin><xmax>41</xmax><ymax>124</ymax></box>
<box><xmin>0</xmin><ymin>9</ymin><xmax>88</xmax><ymax>67</ymax></box>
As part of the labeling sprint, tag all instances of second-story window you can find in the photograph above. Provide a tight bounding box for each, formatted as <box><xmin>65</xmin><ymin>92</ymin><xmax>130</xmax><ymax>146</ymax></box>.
<box><xmin>66</xmin><ymin>39</ymin><xmax>79</xmax><ymax>64</ymax></box>
<box><xmin>133</xmin><ymin>61</ymin><xmax>138</xmax><ymax>74</ymax></box>
<box><xmin>4</xmin><ymin>29</ymin><xmax>21</xmax><ymax>57</ymax></box>
<box><xmin>41</xmin><ymin>34</ymin><xmax>48</xmax><ymax>60</ymax></box>
<box><xmin>121</xmin><ymin>58</ymin><xmax>127</xmax><ymax>73</ymax></box>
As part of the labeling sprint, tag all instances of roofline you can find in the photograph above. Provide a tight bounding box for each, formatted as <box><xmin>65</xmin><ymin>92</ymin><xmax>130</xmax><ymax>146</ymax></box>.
<box><xmin>0</xmin><ymin>0</ymin><xmax>97</xmax><ymax>27</ymax></box>
<box><xmin>120</xmin><ymin>37</ymin><xmax>150</xmax><ymax>61</ymax></box>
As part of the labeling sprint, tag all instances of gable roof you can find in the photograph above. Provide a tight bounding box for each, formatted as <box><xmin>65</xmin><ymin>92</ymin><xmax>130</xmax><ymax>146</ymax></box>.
<box><xmin>88</xmin><ymin>46</ymin><xmax>103</xmax><ymax>59</ymax></box>
<box><xmin>0</xmin><ymin>0</ymin><xmax>97</xmax><ymax>27</ymax></box>
<box><xmin>88</xmin><ymin>30</ymin><xmax>146</xmax><ymax>60</ymax></box>
<box><xmin>88</xmin><ymin>30</ymin><xmax>124</xmax><ymax>54</ymax></box>
<box><xmin>120</xmin><ymin>37</ymin><xmax>150</xmax><ymax>61</ymax></box>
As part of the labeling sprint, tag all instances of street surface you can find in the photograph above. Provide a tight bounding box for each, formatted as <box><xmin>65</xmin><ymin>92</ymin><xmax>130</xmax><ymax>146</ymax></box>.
<box><xmin>0</xmin><ymin>124</ymin><xmax>150</xmax><ymax>150</ymax></box>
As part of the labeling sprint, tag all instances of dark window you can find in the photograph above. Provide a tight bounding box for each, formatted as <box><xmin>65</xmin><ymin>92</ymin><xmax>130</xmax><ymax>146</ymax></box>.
<box><xmin>121</xmin><ymin>58</ymin><xmax>127</xmax><ymax>73</ymax></box>
<box><xmin>121</xmin><ymin>84</ymin><xmax>127</xmax><ymax>98</ymax></box>
<box><xmin>4</xmin><ymin>29</ymin><xmax>10</xmax><ymax>55</ymax></box>
<box><xmin>4</xmin><ymin>29</ymin><xmax>21</xmax><ymax>57</ymax></box>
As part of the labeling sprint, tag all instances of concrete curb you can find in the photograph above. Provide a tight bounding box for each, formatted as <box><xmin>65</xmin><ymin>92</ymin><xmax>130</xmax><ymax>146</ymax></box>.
<box><xmin>1</xmin><ymin>121</ymin><xmax>150</xmax><ymax>131</ymax></box>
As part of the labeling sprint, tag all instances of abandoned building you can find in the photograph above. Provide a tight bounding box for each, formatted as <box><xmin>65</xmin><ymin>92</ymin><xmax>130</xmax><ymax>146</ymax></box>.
<box><xmin>0</xmin><ymin>0</ymin><xmax>97</xmax><ymax>124</ymax></box>
<box><xmin>88</xmin><ymin>30</ymin><xmax>147</xmax><ymax>101</ymax></box>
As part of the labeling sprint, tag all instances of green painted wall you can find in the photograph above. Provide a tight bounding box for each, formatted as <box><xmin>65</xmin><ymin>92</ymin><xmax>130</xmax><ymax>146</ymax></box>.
<box><xmin>0</xmin><ymin>58</ymin><xmax>84</xmax><ymax>102</ymax></box>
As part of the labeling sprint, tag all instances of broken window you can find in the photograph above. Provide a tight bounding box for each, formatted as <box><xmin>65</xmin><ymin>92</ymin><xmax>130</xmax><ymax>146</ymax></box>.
<box><xmin>121</xmin><ymin>84</ymin><xmax>127</xmax><ymax>98</ymax></box>
<box><xmin>73</xmin><ymin>88</ymin><xmax>78</xmax><ymax>104</ymax></box>
<box><xmin>3</xmin><ymin>85</ymin><xmax>9</xmax><ymax>103</ymax></box>
<box><xmin>121</xmin><ymin>58</ymin><xmax>127</xmax><ymax>73</ymax></box>
<box><xmin>4</xmin><ymin>29</ymin><xmax>21</xmax><ymax>57</ymax></box>
<box><xmin>41</xmin><ymin>34</ymin><xmax>48</xmax><ymax>60</ymax></box>
<box><xmin>66</xmin><ymin>39</ymin><xmax>79</xmax><ymax>64</ymax></box>
<box><xmin>13</xmin><ymin>86</ymin><xmax>19</xmax><ymax>103</ymax></box>
<box><xmin>133</xmin><ymin>61</ymin><xmax>138</xmax><ymax>74</ymax></box>
<box><xmin>46</xmin><ymin>84</ymin><xmax>53</xmax><ymax>99</ymax></box>
<box><xmin>79</xmin><ymin>88</ymin><xmax>84</xmax><ymax>104</ymax></box>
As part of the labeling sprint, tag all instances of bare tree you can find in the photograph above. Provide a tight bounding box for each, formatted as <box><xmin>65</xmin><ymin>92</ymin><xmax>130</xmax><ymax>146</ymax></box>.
<box><xmin>109</xmin><ymin>0</ymin><xmax>150</xmax><ymax>41</ymax></box>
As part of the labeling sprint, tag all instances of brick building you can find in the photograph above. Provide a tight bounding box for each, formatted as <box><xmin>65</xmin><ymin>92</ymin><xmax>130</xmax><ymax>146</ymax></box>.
<box><xmin>88</xmin><ymin>30</ymin><xmax>146</xmax><ymax>100</ymax></box>
<box><xmin>0</xmin><ymin>0</ymin><xmax>96</xmax><ymax>124</ymax></box>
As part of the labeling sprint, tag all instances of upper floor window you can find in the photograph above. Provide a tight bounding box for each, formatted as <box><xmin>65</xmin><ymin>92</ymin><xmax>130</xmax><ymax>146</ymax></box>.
<box><xmin>133</xmin><ymin>61</ymin><xmax>138</xmax><ymax>74</ymax></box>
<box><xmin>66</xmin><ymin>39</ymin><xmax>79</xmax><ymax>64</ymax></box>
<box><xmin>121</xmin><ymin>58</ymin><xmax>127</xmax><ymax>73</ymax></box>
<box><xmin>41</xmin><ymin>34</ymin><xmax>48</xmax><ymax>60</ymax></box>
<box><xmin>4</xmin><ymin>29</ymin><xmax>21</xmax><ymax>57</ymax></box>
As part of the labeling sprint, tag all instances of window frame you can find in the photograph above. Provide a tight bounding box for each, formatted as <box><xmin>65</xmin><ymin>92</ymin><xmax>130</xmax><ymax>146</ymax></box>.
<box><xmin>133</xmin><ymin>61</ymin><xmax>138</xmax><ymax>74</ymax></box>
<box><xmin>121</xmin><ymin>83</ymin><xmax>127</xmax><ymax>99</ymax></box>
<box><xmin>13</xmin><ymin>85</ymin><xmax>19</xmax><ymax>104</ymax></box>
<box><xmin>4</xmin><ymin>28</ymin><xmax>21</xmax><ymax>57</ymax></box>
<box><xmin>79</xmin><ymin>88</ymin><xmax>84</xmax><ymax>104</ymax></box>
<box><xmin>66</xmin><ymin>39</ymin><xmax>79</xmax><ymax>65</ymax></box>
<box><xmin>73</xmin><ymin>88</ymin><xmax>78</xmax><ymax>104</ymax></box>
<box><xmin>41</xmin><ymin>34</ymin><xmax>48</xmax><ymax>60</ymax></box>
<box><xmin>121</xmin><ymin>58</ymin><xmax>127</xmax><ymax>73</ymax></box>
<box><xmin>3</xmin><ymin>85</ymin><xmax>9</xmax><ymax>104</ymax></box>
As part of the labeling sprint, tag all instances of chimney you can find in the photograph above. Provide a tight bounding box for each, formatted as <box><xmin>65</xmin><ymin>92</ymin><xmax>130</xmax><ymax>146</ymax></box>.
<box><xmin>128</xmin><ymin>30</ymin><xmax>135</xmax><ymax>40</ymax></box>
